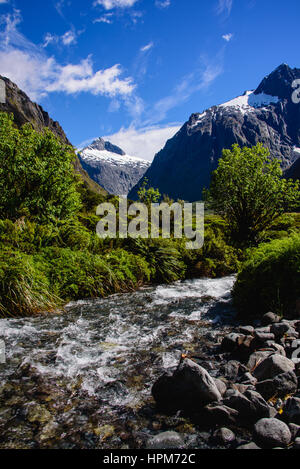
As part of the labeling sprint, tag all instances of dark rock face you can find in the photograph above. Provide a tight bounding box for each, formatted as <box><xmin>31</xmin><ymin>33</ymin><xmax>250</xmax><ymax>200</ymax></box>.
<box><xmin>129</xmin><ymin>64</ymin><xmax>300</xmax><ymax>202</ymax></box>
<box><xmin>0</xmin><ymin>75</ymin><xmax>105</xmax><ymax>194</ymax></box>
<box><xmin>0</xmin><ymin>75</ymin><xmax>70</xmax><ymax>144</ymax></box>
<box><xmin>79</xmin><ymin>138</ymin><xmax>150</xmax><ymax>196</ymax></box>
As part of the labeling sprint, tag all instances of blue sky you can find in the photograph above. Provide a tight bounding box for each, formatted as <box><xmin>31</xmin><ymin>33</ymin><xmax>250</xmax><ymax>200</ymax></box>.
<box><xmin>0</xmin><ymin>0</ymin><xmax>299</xmax><ymax>160</ymax></box>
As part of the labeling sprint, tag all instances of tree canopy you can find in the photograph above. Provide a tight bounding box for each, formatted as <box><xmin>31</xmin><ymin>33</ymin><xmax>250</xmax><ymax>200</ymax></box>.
<box><xmin>207</xmin><ymin>143</ymin><xmax>300</xmax><ymax>245</ymax></box>
<box><xmin>0</xmin><ymin>112</ymin><xmax>81</xmax><ymax>223</ymax></box>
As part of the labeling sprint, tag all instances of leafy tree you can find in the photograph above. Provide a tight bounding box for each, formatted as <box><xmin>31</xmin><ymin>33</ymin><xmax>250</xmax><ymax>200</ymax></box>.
<box><xmin>206</xmin><ymin>143</ymin><xmax>300</xmax><ymax>245</ymax></box>
<box><xmin>137</xmin><ymin>178</ymin><xmax>161</xmax><ymax>205</ymax></box>
<box><xmin>0</xmin><ymin>112</ymin><xmax>81</xmax><ymax>223</ymax></box>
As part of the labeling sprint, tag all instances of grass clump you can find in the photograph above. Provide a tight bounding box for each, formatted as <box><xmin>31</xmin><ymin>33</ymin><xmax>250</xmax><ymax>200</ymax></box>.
<box><xmin>233</xmin><ymin>233</ymin><xmax>300</xmax><ymax>318</ymax></box>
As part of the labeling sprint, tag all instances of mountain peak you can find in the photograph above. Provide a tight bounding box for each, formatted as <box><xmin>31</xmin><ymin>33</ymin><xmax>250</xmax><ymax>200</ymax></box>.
<box><xmin>88</xmin><ymin>137</ymin><xmax>125</xmax><ymax>156</ymax></box>
<box><xmin>254</xmin><ymin>63</ymin><xmax>300</xmax><ymax>99</ymax></box>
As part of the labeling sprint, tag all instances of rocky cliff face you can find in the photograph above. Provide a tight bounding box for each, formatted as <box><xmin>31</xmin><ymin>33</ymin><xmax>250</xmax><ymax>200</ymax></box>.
<box><xmin>0</xmin><ymin>75</ymin><xmax>106</xmax><ymax>195</ymax></box>
<box><xmin>79</xmin><ymin>138</ymin><xmax>150</xmax><ymax>196</ymax></box>
<box><xmin>129</xmin><ymin>64</ymin><xmax>300</xmax><ymax>202</ymax></box>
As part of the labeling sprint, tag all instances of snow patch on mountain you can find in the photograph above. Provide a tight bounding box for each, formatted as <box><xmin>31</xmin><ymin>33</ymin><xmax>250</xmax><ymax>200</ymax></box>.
<box><xmin>79</xmin><ymin>138</ymin><xmax>150</xmax><ymax>196</ymax></box>
<box><xmin>219</xmin><ymin>90</ymin><xmax>280</xmax><ymax>114</ymax></box>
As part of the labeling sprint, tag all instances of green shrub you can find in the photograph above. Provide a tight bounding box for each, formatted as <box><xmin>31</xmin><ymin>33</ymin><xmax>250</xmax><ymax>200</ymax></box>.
<box><xmin>106</xmin><ymin>249</ymin><xmax>151</xmax><ymax>285</ymax></box>
<box><xmin>233</xmin><ymin>234</ymin><xmax>300</xmax><ymax>317</ymax></box>
<box><xmin>37</xmin><ymin>247</ymin><xmax>118</xmax><ymax>300</ymax></box>
<box><xmin>0</xmin><ymin>248</ymin><xmax>59</xmax><ymax>317</ymax></box>
<box><xmin>125</xmin><ymin>238</ymin><xmax>186</xmax><ymax>283</ymax></box>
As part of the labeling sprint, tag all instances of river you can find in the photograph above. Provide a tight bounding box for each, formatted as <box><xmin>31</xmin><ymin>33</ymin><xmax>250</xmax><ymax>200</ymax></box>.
<box><xmin>0</xmin><ymin>275</ymin><xmax>237</xmax><ymax>449</ymax></box>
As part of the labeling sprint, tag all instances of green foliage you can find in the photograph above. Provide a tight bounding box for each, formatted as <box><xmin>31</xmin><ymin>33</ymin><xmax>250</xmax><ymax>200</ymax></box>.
<box><xmin>126</xmin><ymin>237</ymin><xmax>186</xmax><ymax>283</ymax></box>
<box><xmin>207</xmin><ymin>143</ymin><xmax>300</xmax><ymax>246</ymax></box>
<box><xmin>180</xmin><ymin>215</ymin><xmax>241</xmax><ymax>278</ymax></box>
<box><xmin>137</xmin><ymin>178</ymin><xmax>161</xmax><ymax>205</ymax></box>
<box><xmin>233</xmin><ymin>234</ymin><xmax>300</xmax><ymax>317</ymax></box>
<box><xmin>0</xmin><ymin>112</ymin><xmax>81</xmax><ymax>223</ymax></box>
<box><xmin>0</xmin><ymin>248</ymin><xmax>59</xmax><ymax>318</ymax></box>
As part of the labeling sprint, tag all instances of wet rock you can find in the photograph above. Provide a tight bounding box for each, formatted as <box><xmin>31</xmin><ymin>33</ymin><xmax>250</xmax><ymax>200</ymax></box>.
<box><xmin>270</xmin><ymin>323</ymin><xmax>290</xmax><ymax>338</ymax></box>
<box><xmin>252</xmin><ymin>354</ymin><xmax>295</xmax><ymax>381</ymax></box>
<box><xmin>146</xmin><ymin>431</ymin><xmax>185</xmax><ymax>449</ymax></box>
<box><xmin>237</xmin><ymin>441</ymin><xmax>261</xmax><ymax>449</ymax></box>
<box><xmin>262</xmin><ymin>312</ymin><xmax>281</xmax><ymax>326</ymax></box>
<box><xmin>247</xmin><ymin>351</ymin><xmax>273</xmax><ymax>371</ymax></box>
<box><xmin>256</xmin><ymin>371</ymin><xmax>298</xmax><ymax>400</ymax></box>
<box><xmin>223</xmin><ymin>389</ymin><xmax>270</xmax><ymax>423</ymax></box>
<box><xmin>253</xmin><ymin>331</ymin><xmax>275</xmax><ymax>343</ymax></box>
<box><xmin>253</xmin><ymin>418</ymin><xmax>291</xmax><ymax>448</ymax></box>
<box><xmin>221</xmin><ymin>333</ymin><xmax>245</xmax><ymax>353</ymax></box>
<box><xmin>26</xmin><ymin>404</ymin><xmax>52</xmax><ymax>425</ymax></box>
<box><xmin>288</xmin><ymin>423</ymin><xmax>300</xmax><ymax>440</ymax></box>
<box><xmin>152</xmin><ymin>358</ymin><xmax>221</xmax><ymax>412</ymax></box>
<box><xmin>37</xmin><ymin>420</ymin><xmax>62</xmax><ymax>443</ymax></box>
<box><xmin>294</xmin><ymin>437</ymin><xmax>300</xmax><ymax>449</ymax></box>
<box><xmin>239</xmin><ymin>326</ymin><xmax>254</xmax><ymax>336</ymax></box>
<box><xmin>241</xmin><ymin>372</ymin><xmax>257</xmax><ymax>386</ymax></box>
<box><xmin>199</xmin><ymin>404</ymin><xmax>239</xmax><ymax>427</ymax></box>
<box><xmin>222</xmin><ymin>361</ymin><xmax>248</xmax><ymax>381</ymax></box>
<box><xmin>282</xmin><ymin>397</ymin><xmax>300</xmax><ymax>424</ymax></box>
<box><xmin>213</xmin><ymin>427</ymin><xmax>236</xmax><ymax>445</ymax></box>
<box><xmin>214</xmin><ymin>378</ymin><xmax>227</xmax><ymax>397</ymax></box>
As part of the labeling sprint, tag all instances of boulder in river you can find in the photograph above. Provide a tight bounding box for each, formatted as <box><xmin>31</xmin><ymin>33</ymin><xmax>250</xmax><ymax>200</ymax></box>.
<box><xmin>253</xmin><ymin>418</ymin><xmax>291</xmax><ymax>448</ymax></box>
<box><xmin>152</xmin><ymin>358</ymin><xmax>222</xmax><ymax>412</ymax></box>
<box><xmin>256</xmin><ymin>371</ymin><xmax>298</xmax><ymax>400</ymax></box>
<box><xmin>146</xmin><ymin>431</ymin><xmax>185</xmax><ymax>449</ymax></box>
<box><xmin>252</xmin><ymin>354</ymin><xmax>295</xmax><ymax>381</ymax></box>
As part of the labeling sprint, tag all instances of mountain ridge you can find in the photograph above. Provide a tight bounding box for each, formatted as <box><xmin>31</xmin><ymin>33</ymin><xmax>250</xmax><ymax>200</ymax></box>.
<box><xmin>79</xmin><ymin>138</ymin><xmax>150</xmax><ymax>196</ymax></box>
<box><xmin>129</xmin><ymin>64</ymin><xmax>300</xmax><ymax>202</ymax></box>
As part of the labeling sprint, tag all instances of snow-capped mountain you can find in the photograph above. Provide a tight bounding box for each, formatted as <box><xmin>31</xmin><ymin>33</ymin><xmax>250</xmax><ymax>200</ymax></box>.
<box><xmin>129</xmin><ymin>64</ymin><xmax>300</xmax><ymax>202</ymax></box>
<box><xmin>79</xmin><ymin>138</ymin><xmax>150</xmax><ymax>196</ymax></box>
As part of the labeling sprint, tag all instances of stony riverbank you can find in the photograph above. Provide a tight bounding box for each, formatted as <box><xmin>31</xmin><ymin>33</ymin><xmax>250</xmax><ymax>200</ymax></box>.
<box><xmin>0</xmin><ymin>277</ymin><xmax>299</xmax><ymax>449</ymax></box>
<box><xmin>150</xmin><ymin>311</ymin><xmax>300</xmax><ymax>449</ymax></box>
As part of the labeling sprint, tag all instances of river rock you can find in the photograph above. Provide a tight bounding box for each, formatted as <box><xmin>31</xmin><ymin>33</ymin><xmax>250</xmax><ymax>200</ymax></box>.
<box><xmin>262</xmin><ymin>312</ymin><xmax>281</xmax><ymax>326</ymax></box>
<box><xmin>223</xmin><ymin>389</ymin><xmax>270</xmax><ymax>422</ymax></box>
<box><xmin>294</xmin><ymin>438</ymin><xmax>300</xmax><ymax>449</ymax></box>
<box><xmin>214</xmin><ymin>378</ymin><xmax>227</xmax><ymax>397</ymax></box>
<box><xmin>146</xmin><ymin>431</ymin><xmax>185</xmax><ymax>449</ymax></box>
<box><xmin>239</xmin><ymin>326</ymin><xmax>254</xmax><ymax>336</ymax></box>
<box><xmin>241</xmin><ymin>372</ymin><xmax>257</xmax><ymax>386</ymax></box>
<box><xmin>199</xmin><ymin>404</ymin><xmax>239</xmax><ymax>427</ymax></box>
<box><xmin>288</xmin><ymin>423</ymin><xmax>300</xmax><ymax>440</ymax></box>
<box><xmin>281</xmin><ymin>397</ymin><xmax>300</xmax><ymax>424</ymax></box>
<box><xmin>221</xmin><ymin>333</ymin><xmax>245</xmax><ymax>353</ymax></box>
<box><xmin>253</xmin><ymin>418</ymin><xmax>291</xmax><ymax>448</ymax></box>
<box><xmin>252</xmin><ymin>354</ymin><xmax>295</xmax><ymax>381</ymax></box>
<box><xmin>152</xmin><ymin>358</ymin><xmax>221</xmax><ymax>412</ymax></box>
<box><xmin>213</xmin><ymin>427</ymin><xmax>236</xmax><ymax>445</ymax></box>
<box><xmin>237</xmin><ymin>442</ymin><xmax>261</xmax><ymax>449</ymax></box>
<box><xmin>256</xmin><ymin>371</ymin><xmax>298</xmax><ymax>400</ymax></box>
<box><xmin>270</xmin><ymin>323</ymin><xmax>290</xmax><ymax>338</ymax></box>
<box><xmin>247</xmin><ymin>351</ymin><xmax>273</xmax><ymax>371</ymax></box>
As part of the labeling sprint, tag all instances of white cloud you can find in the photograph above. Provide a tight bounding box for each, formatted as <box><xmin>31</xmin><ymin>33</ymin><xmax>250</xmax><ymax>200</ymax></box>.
<box><xmin>0</xmin><ymin>11</ymin><xmax>135</xmax><ymax>100</ymax></box>
<box><xmin>155</xmin><ymin>0</ymin><xmax>171</xmax><ymax>8</ymax></box>
<box><xmin>102</xmin><ymin>124</ymin><xmax>181</xmax><ymax>161</ymax></box>
<box><xmin>43</xmin><ymin>29</ymin><xmax>77</xmax><ymax>47</ymax></box>
<box><xmin>140</xmin><ymin>42</ymin><xmax>153</xmax><ymax>52</ymax></box>
<box><xmin>93</xmin><ymin>15</ymin><xmax>113</xmax><ymax>24</ymax></box>
<box><xmin>94</xmin><ymin>0</ymin><xmax>138</xmax><ymax>9</ymax></box>
<box><xmin>0</xmin><ymin>0</ymin><xmax>9</xmax><ymax>4</ymax></box>
<box><xmin>222</xmin><ymin>33</ymin><xmax>233</xmax><ymax>42</ymax></box>
<box><xmin>216</xmin><ymin>0</ymin><xmax>233</xmax><ymax>16</ymax></box>
<box><xmin>147</xmin><ymin>61</ymin><xmax>223</xmax><ymax>124</ymax></box>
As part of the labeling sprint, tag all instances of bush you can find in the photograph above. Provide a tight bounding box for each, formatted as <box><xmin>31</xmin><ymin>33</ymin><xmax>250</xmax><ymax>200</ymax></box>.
<box><xmin>233</xmin><ymin>234</ymin><xmax>300</xmax><ymax>317</ymax></box>
<box><xmin>0</xmin><ymin>112</ymin><xmax>81</xmax><ymax>223</ymax></box>
<box><xmin>0</xmin><ymin>248</ymin><xmax>58</xmax><ymax>317</ymax></box>
<box><xmin>124</xmin><ymin>238</ymin><xmax>186</xmax><ymax>283</ymax></box>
